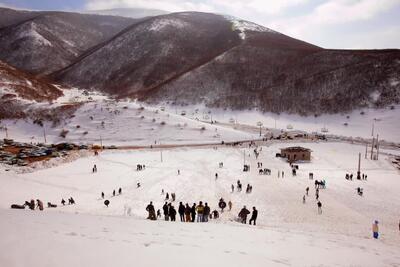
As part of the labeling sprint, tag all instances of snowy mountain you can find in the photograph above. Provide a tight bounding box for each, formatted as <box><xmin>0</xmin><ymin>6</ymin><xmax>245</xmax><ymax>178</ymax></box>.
<box><xmin>84</xmin><ymin>8</ymin><xmax>168</xmax><ymax>18</ymax></box>
<box><xmin>0</xmin><ymin>8</ymin><xmax>398</xmax><ymax>115</ymax></box>
<box><xmin>53</xmin><ymin>12</ymin><xmax>400</xmax><ymax>115</ymax></box>
<box><xmin>0</xmin><ymin>8</ymin><xmax>136</xmax><ymax>74</ymax></box>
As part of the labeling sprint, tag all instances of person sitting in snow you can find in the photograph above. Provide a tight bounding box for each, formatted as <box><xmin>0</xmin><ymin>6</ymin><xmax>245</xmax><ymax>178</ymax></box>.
<box><xmin>61</xmin><ymin>198</ymin><xmax>66</xmax><ymax>206</ymax></box>
<box><xmin>36</xmin><ymin>199</ymin><xmax>44</xmax><ymax>211</ymax></box>
<box><xmin>104</xmin><ymin>199</ymin><xmax>110</xmax><ymax>207</ymax></box>
<box><xmin>68</xmin><ymin>197</ymin><xmax>75</xmax><ymax>205</ymax></box>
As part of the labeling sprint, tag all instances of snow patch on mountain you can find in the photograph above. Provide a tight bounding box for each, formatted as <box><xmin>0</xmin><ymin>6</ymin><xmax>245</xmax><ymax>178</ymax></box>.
<box><xmin>390</xmin><ymin>78</ymin><xmax>399</xmax><ymax>87</ymax></box>
<box><xmin>17</xmin><ymin>22</ymin><xmax>52</xmax><ymax>47</ymax></box>
<box><xmin>225</xmin><ymin>16</ymin><xmax>276</xmax><ymax>39</ymax></box>
<box><xmin>370</xmin><ymin>90</ymin><xmax>380</xmax><ymax>102</ymax></box>
<box><xmin>149</xmin><ymin>18</ymin><xmax>188</xmax><ymax>32</ymax></box>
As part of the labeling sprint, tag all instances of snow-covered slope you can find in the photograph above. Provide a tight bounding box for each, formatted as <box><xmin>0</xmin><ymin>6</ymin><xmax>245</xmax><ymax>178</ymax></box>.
<box><xmin>0</xmin><ymin>90</ymin><xmax>256</xmax><ymax>145</ymax></box>
<box><xmin>0</xmin><ymin>142</ymin><xmax>399</xmax><ymax>266</ymax></box>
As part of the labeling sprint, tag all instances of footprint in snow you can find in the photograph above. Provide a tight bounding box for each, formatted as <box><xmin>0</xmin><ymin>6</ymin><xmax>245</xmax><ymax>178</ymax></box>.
<box><xmin>66</xmin><ymin>232</ymin><xmax>78</xmax><ymax>237</ymax></box>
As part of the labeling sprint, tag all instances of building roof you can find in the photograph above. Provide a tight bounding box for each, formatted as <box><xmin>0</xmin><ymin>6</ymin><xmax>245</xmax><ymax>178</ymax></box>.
<box><xmin>281</xmin><ymin>146</ymin><xmax>311</xmax><ymax>153</ymax></box>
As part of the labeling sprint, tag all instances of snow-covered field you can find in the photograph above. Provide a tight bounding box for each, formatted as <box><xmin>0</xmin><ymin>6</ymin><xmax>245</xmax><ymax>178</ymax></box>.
<box><xmin>1</xmin><ymin>142</ymin><xmax>400</xmax><ymax>266</ymax></box>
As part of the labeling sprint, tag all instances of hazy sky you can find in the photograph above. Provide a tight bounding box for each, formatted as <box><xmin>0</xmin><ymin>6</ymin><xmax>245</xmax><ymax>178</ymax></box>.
<box><xmin>2</xmin><ymin>0</ymin><xmax>400</xmax><ymax>49</ymax></box>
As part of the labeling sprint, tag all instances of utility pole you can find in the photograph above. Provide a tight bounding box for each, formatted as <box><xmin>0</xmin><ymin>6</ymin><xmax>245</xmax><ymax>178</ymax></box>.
<box><xmin>357</xmin><ymin>152</ymin><xmax>361</xmax><ymax>180</ymax></box>
<box><xmin>370</xmin><ymin>136</ymin><xmax>375</xmax><ymax>160</ymax></box>
<box><xmin>376</xmin><ymin>134</ymin><xmax>379</xmax><ymax>160</ymax></box>
<box><xmin>371</xmin><ymin>122</ymin><xmax>374</xmax><ymax>136</ymax></box>
<box><xmin>43</xmin><ymin>126</ymin><xmax>47</xmax><ymax>144</ymax></box>
<box><xmin>365</xmin><ymin>143</ymin><xmax>367</xmax><ymax>159</ymax></box>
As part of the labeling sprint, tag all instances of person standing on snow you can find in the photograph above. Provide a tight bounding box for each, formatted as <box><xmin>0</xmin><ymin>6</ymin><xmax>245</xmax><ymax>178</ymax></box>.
<box><xmin>196</xmin><ymin>201</ymin><xmax>205</xmax><ymax>222</ymax></box>
<box><xmin>178</xmin><ymin>202</ymin><xmax>185</xmax><ymax>222</ymax></box>
<box><xmin>163</xmin><ymin>202</ymin><xmax>169</xmax><ymax>221</ymax></box>
<box><xmin>203</xmin><ymin>203</ymin><xmax>210</xmax><ymax>222</ymax></box>
<box><xmin>184</xmin><ymin>203</ymin><xmax>191</xmax><ymax>222</ymax></box>
<box><xmin>228</xmin><ymin>200</ymin><xmax>232</xmax><ymax>211</ymax></box>
<box><xmin>372</xmin><ymin>220</ymin><xmax>379</xmax><ymax>239</ymax></box>
<box><xmin>101</xmin><ymin>192</ymin><xmax>105</xmax><ymax>199</ymax></box>
<box><xmin>118</xmin><ymin>188</ymin><xmax>122</xmax><ymax>195</ymax></box>
<box><xmin>113</xmin><ymin>190</ymin><xmax>116</xmax><ymax>197</ymax></box>
<box><xmin>191</xmin><ymin>203</ymin><xmax>196</xmax><ymax>222</ymax></box>
<box><xmin>146</xmin><ymin>201</ymin><xmax>156</xmax><ymax>220</ymax></box>
<box><xmin>249</xmin><ymin>207</ymin><xmax>258</xmax><ymax>225</ymax></box>
<box><xmin>303</xmin><ymin>195</ymin><xmax>306</xmax><ymax>204</ymax></box>
<box><xmin>306</xmin><ymin>187</ymin><xmax>309</xmax><ymax>196</ymax></box>
<box><xmin>238</xmin><ymin>206</ymin><xmax>250</xmax><ymax>224</ymax></box>
<box><xmin>317</xmin><ymin>201</ymin><xmax>322</xmax><ymax>214</ymax></box>
<box><xmin>169</xmin><ymin>205</ymin><xmax>177</xmax><ymax>221</ymax></box>
<box><xmin>215</xmin><ymin>173</ymin><xmax>218</xmax><ymax>180</ymax></box>
<box><xmin>231</xmin><ymin>184</ymin><xmax>234</xmax><ymax>193</ymax></box>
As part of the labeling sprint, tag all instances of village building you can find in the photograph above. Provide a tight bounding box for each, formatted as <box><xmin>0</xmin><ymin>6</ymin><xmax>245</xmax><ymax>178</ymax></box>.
<box><xmin>280</xmin><ymin>146</ymin><xmax>311</xmax><ymax>162</ymax></box>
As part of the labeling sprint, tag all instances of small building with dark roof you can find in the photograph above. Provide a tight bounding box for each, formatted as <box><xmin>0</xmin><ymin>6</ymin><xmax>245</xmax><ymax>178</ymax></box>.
<box><xmin>280</xmin><ymin>146</ymin><xmax>311</xmax><ymax>162</ymax></box>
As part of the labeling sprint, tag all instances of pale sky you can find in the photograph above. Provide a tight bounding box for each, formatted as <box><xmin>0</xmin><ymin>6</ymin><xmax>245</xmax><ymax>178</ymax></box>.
<box><xmin>2</xmin><ymin>0</ymin><xmax>400</xmax><ymax>49</ymax></box>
